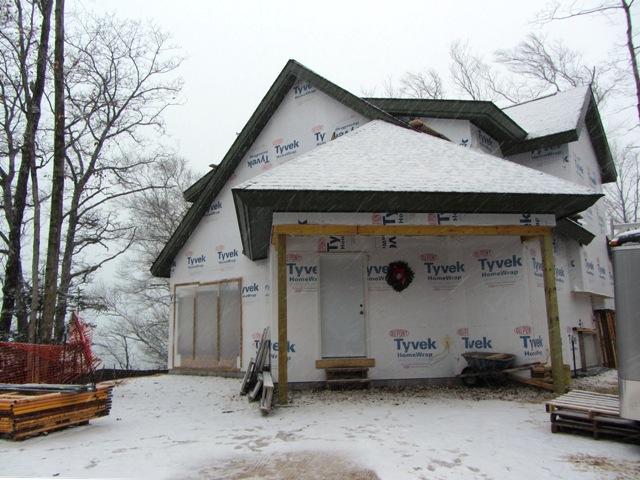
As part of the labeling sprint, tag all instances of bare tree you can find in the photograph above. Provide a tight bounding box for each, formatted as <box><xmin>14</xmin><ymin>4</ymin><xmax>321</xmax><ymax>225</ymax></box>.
<box><xmin>0</xmin><ymin>0</ymin><xmax>53</xmax><ymax>340</ymax></box>
<box><xmin>605</xmin><ymin>143</ymin><xmax>640</xmax><ymax>223</ymax></box>
<box><xmin>535</xmin><ymin>0</ymin><xmax>640</xmax><ymax>128</ymax></box>
<box><xmin>398</xmin><ymin>69</ymin><xmax>445</xmax><ymax>99</ymax></box>
<box><xmin>40</xmin><ymin>0</ymin><xmax>66</xmax><ymax>343</ymax></box>
<box><xmin>93</xmin><ymin>156</ymin><xmax>197</xmax><ymax>368</ymax></box>
<box><xmin>495</xmin><ymin>32</ymin><xmax>614</xmax><ymax>105</ymax></box>
<box><xmin>45</xmin><ymin>12</ymin><xmax>185</xmax><ymax>343</ymax></box>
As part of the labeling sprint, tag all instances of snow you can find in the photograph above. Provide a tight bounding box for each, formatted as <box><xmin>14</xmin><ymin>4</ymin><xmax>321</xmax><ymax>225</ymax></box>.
<box><xmin>1</xmin><ymin>372</ymin><xmax>638</xmax><ymax>480</ymax></box>
<box><xmin>504</xmin><ymin>87</ymin><xmax>590</xmax><ymax>140</ymax></box>
<box><xmin>235</xmin><ymin>120</ymin><xmax>596</xmax><ymax>196</ymax></box>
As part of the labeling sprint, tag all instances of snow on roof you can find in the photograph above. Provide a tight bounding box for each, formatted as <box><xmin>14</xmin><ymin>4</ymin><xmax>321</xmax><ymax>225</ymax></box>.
<box><xmin>504</xmin><ymin>86</ymin><xmax>590</xmax><ymax>140</ymax></box>
<box><xmin>235</xmin><ymin>119</ymin><xmax>595</xmax><ymax>197</ymax></box>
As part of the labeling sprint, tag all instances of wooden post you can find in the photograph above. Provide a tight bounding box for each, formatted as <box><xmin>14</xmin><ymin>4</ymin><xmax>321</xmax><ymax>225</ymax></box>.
<box><xmin>539</xmin><ymin>234</ymin><xmax>566</xmax><ymax>394</ymax></box>
<box><xmin>276</xmin><ymin>234</ymin><xmax>288</xmax><ymax>405</ymax></box>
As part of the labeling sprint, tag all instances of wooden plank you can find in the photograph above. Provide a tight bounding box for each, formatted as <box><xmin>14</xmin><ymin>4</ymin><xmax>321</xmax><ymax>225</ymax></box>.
<box><xmin>277</xmin><ymin>233</ymin><xmax>288</xmax><ymax>406</ymax></box>
<box><xmin>316</xmin><ymin>358</ymin><xmax>376</xmax><ymax>369</ymax></box>
<box><xmin>507</xmin><ymin>374</ymin><xmax>554</xmax><ymax>390</ymax></box>
<box><xmin>539</xmin><ymin>234</ymin><xmax>565</xmax><ymax>394</ymax></box>
<box><xmin>272</xmin><ymin>224</ymin><xmax>553</xmax><ymax>240</ymax></box>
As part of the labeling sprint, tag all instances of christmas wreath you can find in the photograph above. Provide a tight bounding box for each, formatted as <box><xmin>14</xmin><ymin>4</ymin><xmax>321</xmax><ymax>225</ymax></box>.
<box><xmin>385</xmin><ymin>261</ymin><xmax>414</xmax><ymax>292</ymax></box>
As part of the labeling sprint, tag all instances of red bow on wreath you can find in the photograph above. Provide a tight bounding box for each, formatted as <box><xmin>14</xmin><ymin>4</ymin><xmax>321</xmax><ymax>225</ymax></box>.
<box><xmin>385</xmin><ymin>261</ymin><xmax>414</xmax><ymax>292</ymax></box>
<box><xmin>392</xmin><ymin>264</ymin><xmax>408</xmax><ymax>285</ymax></box>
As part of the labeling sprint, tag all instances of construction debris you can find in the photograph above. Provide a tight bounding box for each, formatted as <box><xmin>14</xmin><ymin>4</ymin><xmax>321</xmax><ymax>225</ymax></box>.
<box><xmin>240</xmin><ymin>327</ymin><xmax>274</xmax><ymax>414</ymax></box>
<box><xmin>545</xmin><ymin>389</ymin><xmax>640</xmax><ymax>444</ymax></box>
<box><xmin>0</xmin><ymin>382</ymin><xmax>113</xmax><ymax>440</ymax></box>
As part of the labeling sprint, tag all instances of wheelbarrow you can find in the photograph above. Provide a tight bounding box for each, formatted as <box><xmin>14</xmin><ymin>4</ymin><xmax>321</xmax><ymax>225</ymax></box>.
<box><xmin>458</xmin><ymin>352</ymin><xmax>518</xmax><ymax>387</ymax></box>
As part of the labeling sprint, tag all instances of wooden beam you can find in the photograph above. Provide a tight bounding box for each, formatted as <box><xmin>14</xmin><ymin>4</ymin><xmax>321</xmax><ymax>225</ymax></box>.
<box><xmin>272</xmin><ymin>224</ymin><xmax>552</xmax><ymax>241</ymax></box>
<box><xmin>316</xmin><ymin>358</ymin><xmax>376</xmax><ymax>369</ymax></box>
<box><xmin>539</xmin><ymin>234</ymin><xmax>566</xmax><ymax>394</ymax></box>
<box><xmin>276</xmin><ymin>234</ymin><xmax>288</xmax><ymax>405</ymax></box>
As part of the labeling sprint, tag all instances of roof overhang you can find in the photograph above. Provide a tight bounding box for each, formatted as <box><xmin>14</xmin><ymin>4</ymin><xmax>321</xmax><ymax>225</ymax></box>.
<box><xmin>364</xmin><ymin>98</ymin><xmax>528</xmax><ymax>143</ymax></box>
<box><xmin>233</xmin><ymin>188</ymin><xmax>603</xmax><ymax>260</ymax></box>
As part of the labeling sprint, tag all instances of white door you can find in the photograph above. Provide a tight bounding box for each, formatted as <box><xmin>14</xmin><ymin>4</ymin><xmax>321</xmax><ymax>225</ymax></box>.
<box><xmin>320</xmin><ymin>254</ymin><xmax>366</xmax><ymax>358</ymax></box>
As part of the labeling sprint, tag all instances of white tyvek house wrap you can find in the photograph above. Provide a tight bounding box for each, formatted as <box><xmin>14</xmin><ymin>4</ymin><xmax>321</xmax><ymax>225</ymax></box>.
<box><xmin>169</xmin><ymin>79</ymin><xmax>611</xmax><ymax>381</ymax></box>
<box><xmin>169</xmin><ymin>83</ymin><xmax>369</xmax><ymax>370</ymax></box>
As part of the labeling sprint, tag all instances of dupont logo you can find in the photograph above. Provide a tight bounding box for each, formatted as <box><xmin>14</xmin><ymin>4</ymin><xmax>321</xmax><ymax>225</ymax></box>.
<box><xmin>311</xmin><ymin>125</ymin><xmax>326</xmax><ymax>145</ymax></box>
<box><xmin>427</xmin><ymin>213</ymin><xmax>458</xmax><ymax>225</ymax></box>
<box><xmin>286</xmin><ymin>253</ymin><xmax>302</xmax><ymax>262</ymax></box>
<box><xmin>514</xmin><ymin>325</ymin><xmax>533</xmax><ymax>335</ymax></box>
<box><xmin>372</xmin><ymin>212</ymin><xmax>406</xmax><ymax>225</ymax></box>
<box><xmin>420</xmin><ymin>253</ymin><xmax>438</xmax><ymax>263</ymax></box>
<box><xmin>272</xmin><ymin>137</ymin><xmax>299</xmax><ymax>159</ymax></box>
<box><xmin>389</xmin><ymin>329</ymin><xmax>410</xmax><ymax>338</ymax></box>
<box><xmin>332</xmin><ymin>118</ymin><xmax>360</xmax><ymax>139</ymax></box>
<box><xmin>215</xmin><ymin>244</ymin><xmax>239</xmax><ymax>265</ymax></box>
<box><xmin>473</xmin><ymin>249</ymin><xmax>493</xmax><ymax>259</ymax></box>
<box><xmin>456</xmin><ymin>328</ymin><xmax>469</xmax><ymax>336</ymax></box>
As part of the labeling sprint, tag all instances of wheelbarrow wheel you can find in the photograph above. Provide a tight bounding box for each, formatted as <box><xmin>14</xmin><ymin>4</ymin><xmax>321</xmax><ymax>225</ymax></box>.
<box><xmin>460</xmin><ymin>366</ymin><xmax>479</xmax><ymax>387</ymax></box>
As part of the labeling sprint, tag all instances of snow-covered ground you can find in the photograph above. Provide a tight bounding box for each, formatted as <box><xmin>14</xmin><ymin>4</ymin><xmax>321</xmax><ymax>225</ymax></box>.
<box><xmin>1</xmin><ymin>370</ymin><xmax>638</xmax><ymax>479</ymax></box>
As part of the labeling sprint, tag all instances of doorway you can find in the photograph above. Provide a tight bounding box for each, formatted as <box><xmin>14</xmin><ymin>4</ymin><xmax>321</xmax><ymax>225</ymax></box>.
<box><xmin>320</xmin><ymin>254</ymin><xmax>366</xmax><ymax>358</ymax></box>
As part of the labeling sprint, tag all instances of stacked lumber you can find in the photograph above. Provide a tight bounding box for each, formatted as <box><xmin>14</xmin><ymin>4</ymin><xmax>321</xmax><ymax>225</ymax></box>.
<box><xmin>594</xmin><ymin>309</ymin><xmax>617</xmax><ymax>368</ymax></box>
<box><xmin>240</xmin><ymin>327</ymin><xmax>274</xmax><ymax>414</ymax></box>
<box><xmin>545</xmin><ymin>390</ymin><xmax>640</xmax><ymax>443</ymax></box>
<box><xmin>0</xmin><ymin>383</ymin><xmax>113</xmax><ymax>440</ymax></box>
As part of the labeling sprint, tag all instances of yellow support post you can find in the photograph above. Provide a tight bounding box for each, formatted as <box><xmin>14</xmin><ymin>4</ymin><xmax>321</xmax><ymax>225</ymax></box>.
<box><xmin>539</xmin><ymin>234</ymin><xmax>566</xmax><ymax>394</ymax></box>
<box><xmin>277</xmin><ymin>234</ymin><xmax>289</xmax><ymax>405</ymax></box>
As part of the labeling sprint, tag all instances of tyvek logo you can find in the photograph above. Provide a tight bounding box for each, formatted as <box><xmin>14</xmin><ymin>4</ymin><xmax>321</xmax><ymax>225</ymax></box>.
<box><xmin>574</xmin><ymin>154</ymin><xmax>585</xmax><ymax>178</ymax></box>
<box><xmin>529</xmin><ymin>248</ymin><xmax>564</xmax><ymax>282</ymax></box>
<box><xmin>587</xmin><ymin>167</ymin><xmax>597</xmax><ymax>187</ymax></box>
<box><xmin>475</xmin><ymin>249</ymin><xmax>522</xmax><ymax>278</ymax></box>
<box><xmin>247</xmin><ymin>150</ymin><xmax>270</xmax><ymax>170</ymax></box>
<box><xmin>583</xmin><ymin>251</ymin><xmax>595</xmax><ymax>276</ymax></box>
<box><xmin>532</xmin><ymin>145</ymin><xmax>562</xmax><ymax>159</ymax></box>
<box><xmin>242</xmin><ymin>282</ymin><xmax>260</xmax><ymax>300</ymax></box>
<box><xmin>596</xmin><ymin>257</ymin><xmax>606</xmax><ymax>280</ymax></box>
<box><xmin>478</xmin><ymin>129</ymin><xmax>494</xmax><ymax>152</ymax></box>
<box><xmin>519</xmin><ymin>213</ymin><xmax>541</xmax><ymax>226</ymax></box>
<box><xmin>204</xmin><ymin>200</ymin><xmax>223</xmax><ymax>217</ymax></box>
<box><xmin>372</xmin><ymin>212</ymin><xmax>406</xmax><ymax>225</ymax></box>
<box><xmin>186</xmin><ymin>250</ymin><xmax>206</xmax><ymax>270</ymax></box>
<box><xmin>519</xmin><ymin>333</ymin><xmax>544</xmax><ymax>357</ymax></box>
<box><xmin>272</xmin><ymin>137</ymin><xmax>299</xmax><ymax>159</ymax></box>
<box><xmin>367</xmin><ymin>264</ymin><xmax>389</xmax><ymax>282</ymax></box>
<box><xmin>423</xmin><ymin>251</ymin><xmax>465</xmax><ymax>281</ymax></box>
<box><xmin>293</xmin><ymin>80</ymin><xmax>316</xmax><ymax>101</ymax></box>
<box><xmin>380</xmin><ymin>236</ymin><xmax>397</xmax><ymax>248</ymax></box>
<box><xmin>215</xmin><ymin>245</ymin><xmax>238</xmax><ymax>265</ymax></box>
<box><xmin>311</xmin><ymin>125</ymin><xmax>326</xmax><ymax>145</ymax></box>
<box><xmin>427</xmin><ymin>213</ymin><xmax>458</xmax><ymax>225</ymax></box>
<box><xmin>390</xmin><ymin>329</ymin><xmax>437</xmax><ymax>358</ymax></box>
<box><xmin>318</xmin><ymin>236</ymin><xmax>347</xmax><ymax>252</ymax></box>
<box><xmin>286</xmin><ymin>262</ymin><xmax>318</xmax><ymax>284</ymax></box>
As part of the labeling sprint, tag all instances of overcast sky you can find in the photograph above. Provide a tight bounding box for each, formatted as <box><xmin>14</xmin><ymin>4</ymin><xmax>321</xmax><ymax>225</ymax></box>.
<box><xmin>78</xmin><ymin>0</ymin><xmax>629</xmax><ymax>175</ymax></box>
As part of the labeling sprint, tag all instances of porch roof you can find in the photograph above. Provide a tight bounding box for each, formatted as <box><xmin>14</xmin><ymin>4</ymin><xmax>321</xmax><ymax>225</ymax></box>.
<box><xmin>232</xmin><ymin>120</ymin><xmax>602</xmax><ymax>260</ymax></box>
